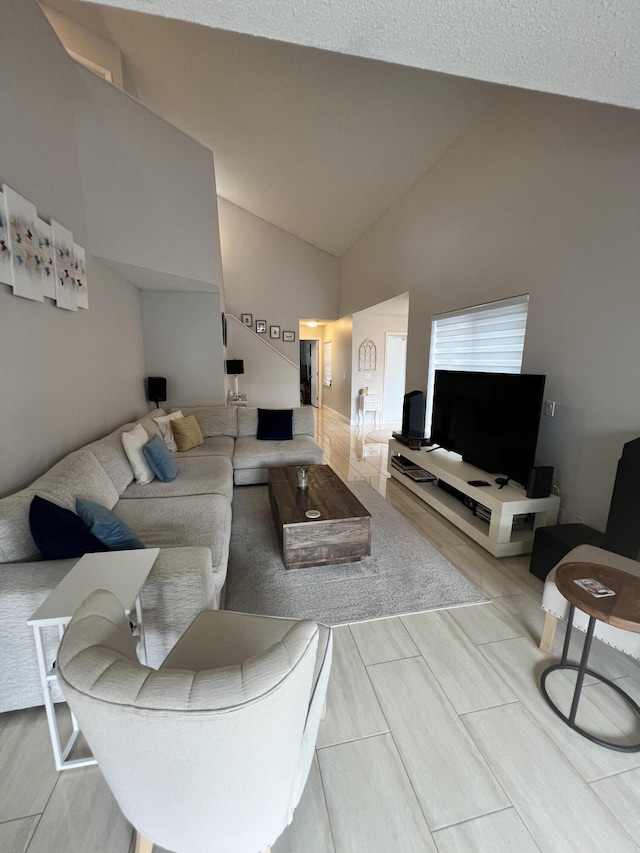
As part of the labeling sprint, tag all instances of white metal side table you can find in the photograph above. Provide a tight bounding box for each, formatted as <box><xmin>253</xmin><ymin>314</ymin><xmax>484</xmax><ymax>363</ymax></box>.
<box><xmin>28</xmin><ymin>548</ymin><xmax>159</xmax><ymax>771</ymax></box>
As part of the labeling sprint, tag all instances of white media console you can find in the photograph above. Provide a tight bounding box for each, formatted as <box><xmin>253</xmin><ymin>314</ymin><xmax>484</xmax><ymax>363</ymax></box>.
<box><xmin>387</xmin><ymin>439</ymin><xmax>560</xmax><ymax>558</ymax></box>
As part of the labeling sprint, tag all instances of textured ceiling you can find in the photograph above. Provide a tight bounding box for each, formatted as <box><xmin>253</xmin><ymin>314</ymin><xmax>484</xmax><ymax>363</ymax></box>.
<box><xmin>43</xmin><ymin>0</ymin><xmax>640</xmax><ymax>256</ymax></box>
<box><xmin>76</xmin><ymin>0</ymin><xmax>640</xmax><ymax>110</ymax></box>
<box><xmin>44</xmin><ymin>1</ymin><xmax>498</xmax><ymax>256</ymax></box>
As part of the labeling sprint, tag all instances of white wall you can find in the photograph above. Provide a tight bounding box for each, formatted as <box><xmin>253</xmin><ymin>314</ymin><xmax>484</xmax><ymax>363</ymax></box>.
<box><xmin>41</xmin><ymin>4</ymin><xmax>125</xmax><ymax>88</ymax></box>
<box><xmin>141</xmin><ymin>292</ymin><xmax>225</xmax><ymax>408</ymax></box>
<box><xmin>0</xmin><ymin>0</ymin><xmax>224</xmax><ymax>495</ymax></box>
<box><xmin>75</xmin><ymin>69</ymin><xmax>223</xmax><ymax>290</ymax></box>
<box><xmin>0</xmin><ymin>0</ymin><xmax>149</xmax><ymax>494</ymax></box>
<box><xmin>351</xmin><ymin>299</ymin><xmax>408</xmax><ymax>422</ymax></box>
<box><xmin>219</xmin><ymin>198</ymin><xmax>339</xmax><ymax>361</ymax></box>
<box><xmin>227</xmin><ymin>318</ymin><xmax>300</xmax><ymax>408</ymax></box>
<box><xmin>340</xmin><ymin>89</ymin><xmax>640</xmax><ymax>529</ymax></box>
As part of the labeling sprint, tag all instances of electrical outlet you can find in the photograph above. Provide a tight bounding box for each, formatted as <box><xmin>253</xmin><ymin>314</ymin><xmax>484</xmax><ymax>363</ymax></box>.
<box><xmin>544</xmin><ymin>400</ymin><xmax>555</xmax><ymax>417</ymax></box>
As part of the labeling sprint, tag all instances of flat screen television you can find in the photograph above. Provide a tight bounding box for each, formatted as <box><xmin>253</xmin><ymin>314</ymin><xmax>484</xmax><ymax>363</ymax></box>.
<box><xmin>431</xmin><ymin>370</ymin><xmax>546</xmax><ymax>486</ymax></box>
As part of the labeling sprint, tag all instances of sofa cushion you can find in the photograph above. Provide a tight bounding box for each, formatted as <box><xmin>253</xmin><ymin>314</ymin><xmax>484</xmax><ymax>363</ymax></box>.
<box><xmin>233</xmin><ymin>435</ymin><xmax>324</xmax><ymax>477</ymax></box>
<box><xmin>122</xmin><ymin>425</ymin><xmax>156</xmax><ymax>485</ymax></box>
<box><xmin>153</xmin><ymin>411</ymin><xmax>183</xmax><ymax>452</ymax></box>
<box><xmin>143</xmin><ymin>436</ymin><xmax>179</xmax><ymax>482</ymax></box>
<box><xmin>34</xmin><ymin>448</ymin><xmax>121</xmax><ymax>512</ymax></box>
<box><xmin>174</xmin><ymin>435</ymin><xmax>235</xmax><ymax>461</ymax></box>
<box><xmin>257</xmin><ymin>408</ymin><xmax>293</xmax><ymax>441</ymax></box>
<box><xmin>0</xmin><ymin>491</ymin><xmax>41</xmax><ymax>562</ymax></box>
<box><xmin>0</xmin><ymin>446</ymin><xmax>120</xmax><ymax>564</ymax></box>
<box><xmin>237</xmin><ymin>407</ymin><xmax>259</xmax><ymax>437</ymax></box>
<box><xmin>171</xmin><ymin>415</ymin><xmax>204</xmax><ymax>452</ymax></box>
<box><xmin>237</xmin><ymin>406</ymin><xmax>316</xmax><ymax>438</ymax></box>
<box><xmin>0</xmin><ymin>556</ymin><xmax>77</xmax><ymax>711</ymax></box>
<box><xmin>30</xmin><ymin>496</ymin><xmax>107</xmax><ymax>560</ymax></box>
<box><xmin>76</xmin><ymin>498</ymin><xmax>145</xmax><ymax>550</ymax></box>
<box><xmin>85</xmin><ymin>424</ymin><xmax>137</xmax><ymax>495</ymax></box>
<box><xmin>292</xmin><ymin>407</ymin><xmax>316</xmax><ymax>437</ymax></box>
<box><xmin>136</xmin><ymin>408</ymin><xmax>167</xmax><ymax>441</ymax></box>
<box><xmin>138</xmin><ymin>546</ymin><xmax>220</xmax><ymax>667</ymax></box>
<box><xmin>176</xmin><ymin>406</ymin><xmax>238</xmax><ymax>438</ymax></box>
<box><xmin>120</xmin><ymin>457</ymin><xmax>233</xmax><ymax>500</ymax></box>
<box><xmin>115</xmin><ymin>494</ymin><xmax>231</xmax><ymax>566</ymax></box>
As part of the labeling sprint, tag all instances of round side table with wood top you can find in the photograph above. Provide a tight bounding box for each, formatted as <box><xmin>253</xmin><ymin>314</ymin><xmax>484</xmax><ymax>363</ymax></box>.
<box><xmin>540</xmin><ymin>561</ymin><xmax>640</xmax><ymax>752</ymax></box>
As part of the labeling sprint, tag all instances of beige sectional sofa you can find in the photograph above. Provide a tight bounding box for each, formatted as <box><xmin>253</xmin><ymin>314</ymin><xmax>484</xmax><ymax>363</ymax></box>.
<box><xmin>0</xmin><ymin>405</ymin><xmax>322</xmax><ymax>713</ymax></box>
<box><xmin>175</xmin><ymin>405</ymin><xmax>324</xmax><ymax>485</ymax></box>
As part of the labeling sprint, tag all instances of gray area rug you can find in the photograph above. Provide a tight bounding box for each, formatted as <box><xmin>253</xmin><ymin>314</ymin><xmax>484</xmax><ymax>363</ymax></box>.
<box><xmin>225</xmin><ymin>481</ymin><xmax>487</xmax><ymax>625</ymax></box>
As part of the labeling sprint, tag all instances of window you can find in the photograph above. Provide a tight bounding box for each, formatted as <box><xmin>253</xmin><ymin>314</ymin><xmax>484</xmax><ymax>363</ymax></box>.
<box><xmin>426</xmin><ymin>294</ymin><xmax>529</xmax><ymax>432</ymax></box>
<box><xmin>323</xmin><ymin>340</ymin><xmax>333</xmax><ymax>387</ymax></box>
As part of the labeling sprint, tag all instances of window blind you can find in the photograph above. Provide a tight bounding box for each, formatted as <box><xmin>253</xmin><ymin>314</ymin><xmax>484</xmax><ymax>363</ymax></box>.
<box><xmin>426</xmin><ymin>294</ymin><xmax>529</xmax><ymax>432</ymax></box>
<box><xmin>323</xmin><ymin>340</ymin><xmax>333</xmax><ymax>387</ymax></box>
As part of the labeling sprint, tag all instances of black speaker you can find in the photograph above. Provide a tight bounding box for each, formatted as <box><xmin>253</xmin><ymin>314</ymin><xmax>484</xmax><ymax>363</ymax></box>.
<box><xmin>526</xmin><ymin>466</ymin><xmax>553</xmax><ymax>498</ymax></box>
<box><xmin>402</xmin><ymin>390</ymin><xmax>426</xmax><ymax>439</ymax></box>
<box><xmin>147</xmin><ymin>376</ymin><xmax>167</xmax><ymax>406</ymax></box>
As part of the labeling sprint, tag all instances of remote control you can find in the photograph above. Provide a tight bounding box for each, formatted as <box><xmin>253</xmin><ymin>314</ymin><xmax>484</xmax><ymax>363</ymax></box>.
<box><xmin>467</xmin><ymin>479</ymin><xmax>491</xmax><ymax>487</ymax></box>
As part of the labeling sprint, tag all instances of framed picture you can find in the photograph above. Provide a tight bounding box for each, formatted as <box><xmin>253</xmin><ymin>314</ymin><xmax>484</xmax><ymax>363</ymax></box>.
<box><xmin>256</xmin><ymin>319</ymin><xmax>267</xmax><ymax>334</ymax></box>
<box><xmin>241</xmin><ymin>313</ymin><xmax>252</xmax><ymax>327</ymax></box>
<box><xmin>283</xmin><ymin>330</ymin><xmax>296</xmax><ymax>342</ymax></box>
<box><xmin>221</xmin><ymin>313</ymin><xmax>227</xmax><ymax>347</ymax></box>
<box><xmin>270</xmin><ymin>325</ymin><xmax>281</xmax><ymax>339</ymax></box>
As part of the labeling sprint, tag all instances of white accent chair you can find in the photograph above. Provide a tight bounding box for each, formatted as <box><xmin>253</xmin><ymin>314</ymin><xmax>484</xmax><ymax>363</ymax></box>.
<box><xmin>57</xmin><ymin>589</ymin><xmax>333</xmax><ymax>853</ymax></box>
<box><xmin>540</xmin><ymin>543</ymin><xmax>640</xmax><ymax>660</ymax></box>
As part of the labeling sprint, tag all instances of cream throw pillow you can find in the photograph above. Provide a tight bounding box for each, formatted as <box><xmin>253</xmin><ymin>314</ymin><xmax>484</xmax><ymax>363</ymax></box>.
<box><xmin>153</xmin><ymin>410</ymin><xmax>184</xmax><ymax>452</ymax></box>
<box><xmin>122</xmin><ymin>424</ymin><xmax>156</xmax><ymax>485</ymax></box>
<box><xmin>171</xmin><ymin>415</ymin><xmax>204</xmax><ymax>452</ymax></box>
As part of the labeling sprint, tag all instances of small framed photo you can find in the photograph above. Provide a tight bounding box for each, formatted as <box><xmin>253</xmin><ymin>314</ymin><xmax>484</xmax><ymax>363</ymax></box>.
<box><xmin>283</xmin><ymin>330</ymin><xmax>296</xmax><ymax>342</ymax></box>
<box><xmin>270</xmin><ymin>325</ymin><xmax>281</xmax><ymax>339</ymax></box>
<box><xmin>256</xmin><ymin>319</ymin><xmax>267</xmax><ymax>334</ymax></box>
<box><xmin>241</xmin><ymin>313</ymin><xmax>252</xmax><ymax>327</ymax></box>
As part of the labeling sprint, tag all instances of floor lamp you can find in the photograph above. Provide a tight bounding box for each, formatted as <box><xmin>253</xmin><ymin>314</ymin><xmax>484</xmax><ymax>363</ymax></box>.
<box><xmin>226</xmin><ymin>359</ymin><xmax>244</xmax><ymax>401</ymax></box>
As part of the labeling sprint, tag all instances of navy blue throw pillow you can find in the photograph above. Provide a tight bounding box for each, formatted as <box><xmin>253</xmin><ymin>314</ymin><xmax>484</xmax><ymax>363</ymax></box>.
<box><xmin>257</xmin><ymin>408</ymin><xmax>293</xmax><ymax>441</ymax></box>
<box><xmin>29</xmin><ymin>495</ymin><xmax>107</xmax><ymax>560</ymax></box>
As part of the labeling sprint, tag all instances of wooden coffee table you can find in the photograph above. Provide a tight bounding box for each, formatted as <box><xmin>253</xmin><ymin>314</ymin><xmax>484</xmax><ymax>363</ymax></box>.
<box><xmin>268</xmin><ymin>465</ymin><xmax>371</xmax><ymax>569</ymax></box>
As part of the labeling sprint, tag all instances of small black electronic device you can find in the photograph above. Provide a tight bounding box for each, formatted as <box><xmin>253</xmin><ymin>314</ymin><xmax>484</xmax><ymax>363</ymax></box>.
<box><xmin>467</xmin><ymin>479</ymin><xmax>491</xmax><ymax>487</ymax></box>
<box><xmin>405</xmin><ymin>468</ymin><xmax>437</xmax><ymax>483</ymax></box>
<box><xmin>526</xmin><ymin>466</ymin><xmax>554</xmax><ymax>498</ymax></box>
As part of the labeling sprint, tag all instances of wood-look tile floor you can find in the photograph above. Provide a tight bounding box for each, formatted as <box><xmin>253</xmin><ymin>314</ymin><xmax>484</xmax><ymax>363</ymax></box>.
<box><xmin>2</xmin><ymin>407</ymin><xmax>639</xmax><ymax>852</ymax></box>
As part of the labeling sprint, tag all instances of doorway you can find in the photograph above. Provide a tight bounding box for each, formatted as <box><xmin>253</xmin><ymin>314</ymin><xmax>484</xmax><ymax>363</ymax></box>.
<box><xmin>300</xmin><ymin>340</ymin><xmax>319</xmax><ymax>407</ymax></box>
<box><xmin>383</xmin><ymin>332</ymin><xmax>407</xmax><ymax>423</ymax></box>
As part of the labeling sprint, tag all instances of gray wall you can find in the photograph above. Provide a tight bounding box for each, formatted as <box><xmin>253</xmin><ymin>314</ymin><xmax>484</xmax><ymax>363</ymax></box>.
<box><xmin>219</xmin><ymin>198</ymin><xmax>339</xmax><ymax>358</ymax></box>
<box><xmin>75</xmin><ymin>69</ymin><xmax>223</xmax><ymax>289</ymax></box>
<box><xmin>0</xmin><ymin>0</ymin><xmax>149</xmax><ymax>494</ymax></box>
<box><xmin>340</xmin><ymin>89</ymin><xmax>640</xmax><ymax>529</ymax></box>
<box><xmin>0</xmin><ymin>0</ymin><xmax>223</xmax><ymax>494</ymax></box>
<box><xmin>141</xmin><ymin>291</ymin><xmax>225</xmax><ymax>409</ymax></box>
<box><xmin>319</xmin><ymin>316</ymin><xmax>353</xmax><ymax>420</ymax></box>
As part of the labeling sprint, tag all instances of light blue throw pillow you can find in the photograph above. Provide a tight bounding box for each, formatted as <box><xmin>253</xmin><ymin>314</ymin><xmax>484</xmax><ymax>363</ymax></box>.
<box><xmin>143</xmin><ymin>434</ymin><xmax>179</xmax><ymax>482</ymax></box>
<box><xmin>76</xmin><ymin>499</ymin><xmax>145</xmax><ymax>550</ymax></box>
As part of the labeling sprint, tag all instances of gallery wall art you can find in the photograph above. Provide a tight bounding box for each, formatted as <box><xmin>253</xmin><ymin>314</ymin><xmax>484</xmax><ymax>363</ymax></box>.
<box><xmin>0</xmin><ymin>184</ymin><xmax>88</xmax><ymax>311</ymax></box>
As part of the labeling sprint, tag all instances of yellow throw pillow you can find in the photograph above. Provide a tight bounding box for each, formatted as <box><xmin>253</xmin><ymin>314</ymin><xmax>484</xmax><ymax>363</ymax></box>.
<box><xmin>171</xmin><ymin>415</ymin><xmax>204</xmax><ymax>452</ymax></box>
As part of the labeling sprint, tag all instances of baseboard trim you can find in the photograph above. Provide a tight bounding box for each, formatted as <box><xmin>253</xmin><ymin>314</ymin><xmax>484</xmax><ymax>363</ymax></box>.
<box><xmin>321</xmin><ymin>405</ymin><xmax>351</xmax><ymax>424</ymax></box>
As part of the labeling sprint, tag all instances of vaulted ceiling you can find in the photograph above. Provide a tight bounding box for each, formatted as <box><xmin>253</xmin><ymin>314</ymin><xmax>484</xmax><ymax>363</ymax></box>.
<box><xmin>44</xmin><ymin>1</ymin><xmax>640</xmax><ymax>256</ymax></box>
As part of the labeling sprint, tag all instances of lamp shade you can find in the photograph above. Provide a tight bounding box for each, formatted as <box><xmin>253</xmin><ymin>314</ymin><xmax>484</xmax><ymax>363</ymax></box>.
<box><xmin>147</xmin><ymin>376</ymin><xmax>167</xmax><ymax>403</ymax></box>
<box><xmin>226</xmin><ymin>359</ymin><xmax>244</xmax><ymax>375</ymax></box>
